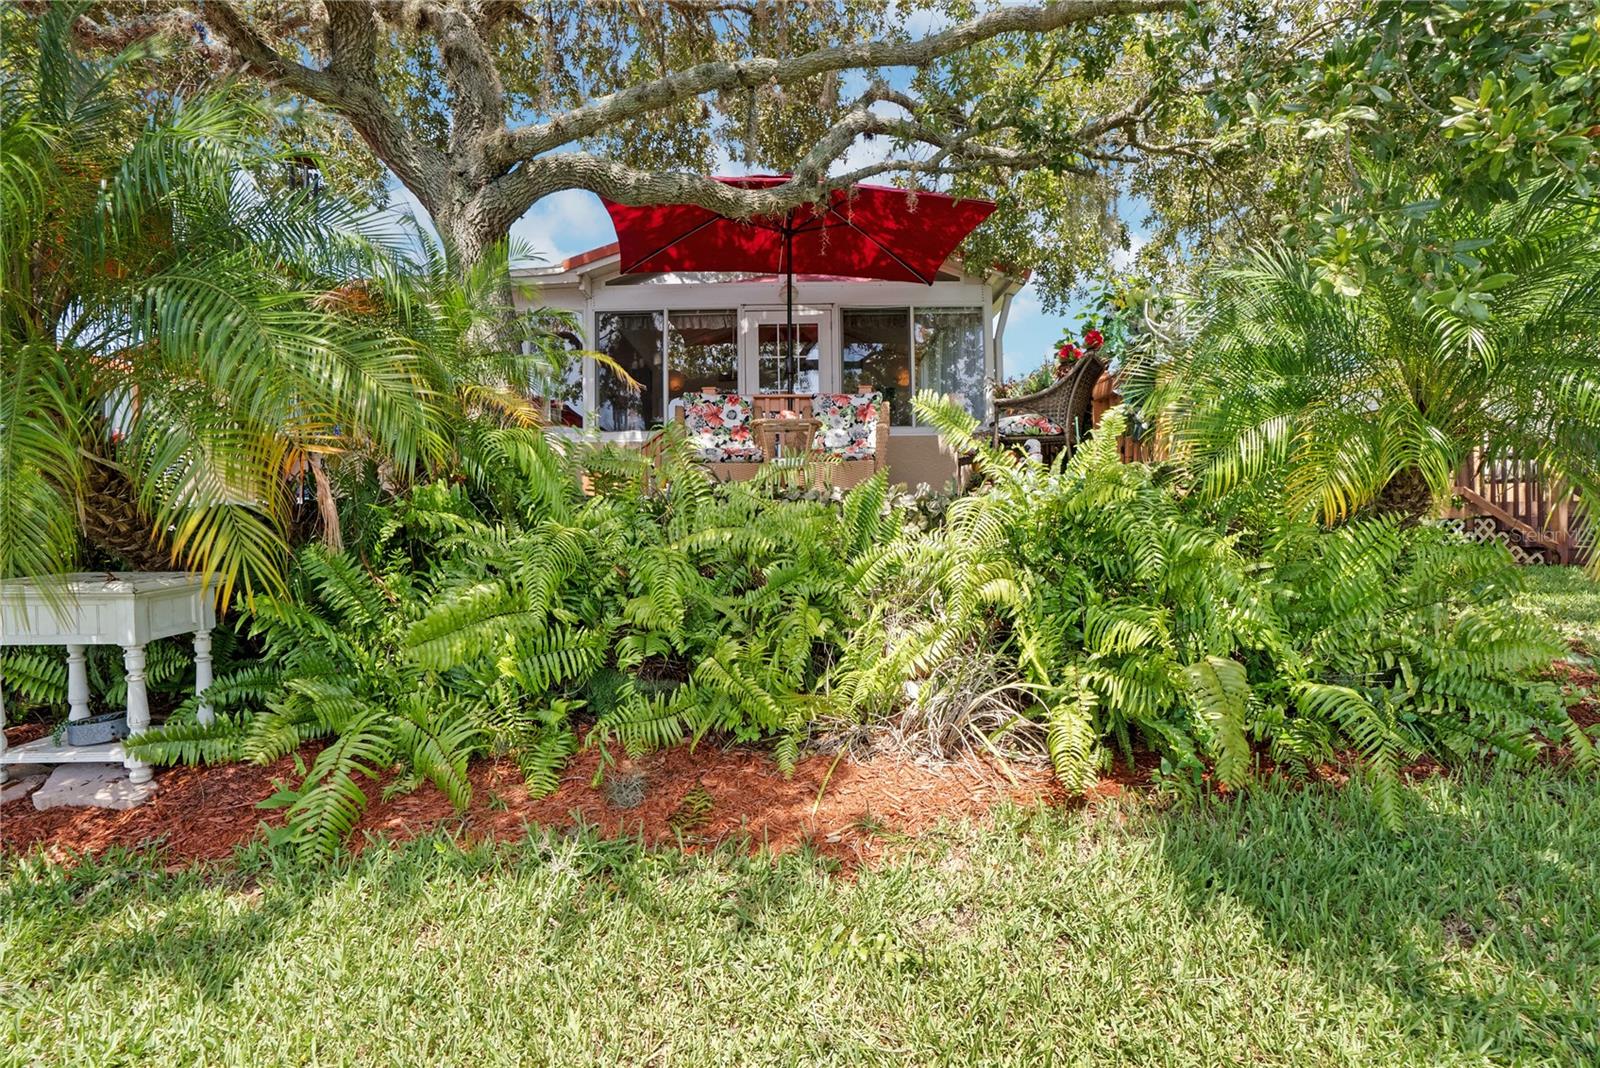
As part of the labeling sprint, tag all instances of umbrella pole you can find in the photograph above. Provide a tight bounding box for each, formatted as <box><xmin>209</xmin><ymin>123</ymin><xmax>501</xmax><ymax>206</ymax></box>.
<box><xmin>784</xmin><ymin>222</ymin><xmax>795</xmax><ymax>393</ymax></box>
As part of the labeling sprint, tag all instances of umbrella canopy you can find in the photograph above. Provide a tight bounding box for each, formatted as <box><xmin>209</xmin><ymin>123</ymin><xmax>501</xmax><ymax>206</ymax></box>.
<box><xmin>600</xmin><ymin>176</ymin><xmax>996</xmax><ymax>389</ymax></box>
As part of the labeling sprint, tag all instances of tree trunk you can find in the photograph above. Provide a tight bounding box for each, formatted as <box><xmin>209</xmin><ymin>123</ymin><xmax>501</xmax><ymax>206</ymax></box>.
<box><xmin>1374</xmin><ymin>465</ymin><xmax>1437</xmax><ymax>525</ymax></box>
<box><xmin>436</xmin><ymin>197</ymin><xmax>522</xmax><ymax>352</ymax></box>
<box><xmin>79</xmin><ymin>454</ymin><xmax>176</xmax><ymax>571</ymax></box>
<box><xmin>308</xmin><ymin>454</ymin><xmax>344</xmax><ymax>552</ymax></box>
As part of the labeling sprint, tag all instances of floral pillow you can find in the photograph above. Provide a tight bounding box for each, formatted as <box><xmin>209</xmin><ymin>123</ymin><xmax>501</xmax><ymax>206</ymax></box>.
<box><xmin>996</xmin><ymin>413</ymin><xmax>1064</xmax><ymax>437</ymax></box>
<box><xmin>812</xmin><ymin>391</ymin><xmax>881</xmax><ymax>460</ymax></box>
<box><xmin>680</xmin><ymin>393</ymin><xmax>763</xmax><ymax>462</ymax></box>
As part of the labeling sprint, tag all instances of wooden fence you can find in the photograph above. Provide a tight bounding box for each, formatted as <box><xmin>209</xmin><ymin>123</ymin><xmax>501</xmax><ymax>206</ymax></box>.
<box><xmin>1449</xmin><ymin>450</ymin><xmax>1590</xmax><ymax>565</ymax></box>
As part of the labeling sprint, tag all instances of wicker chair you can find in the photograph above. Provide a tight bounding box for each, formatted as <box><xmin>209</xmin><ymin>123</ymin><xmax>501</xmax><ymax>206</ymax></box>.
<box><xmin>992</xmin><ymin>353</ymin><xmax>1107</xmax><ymax>464</ymax></box>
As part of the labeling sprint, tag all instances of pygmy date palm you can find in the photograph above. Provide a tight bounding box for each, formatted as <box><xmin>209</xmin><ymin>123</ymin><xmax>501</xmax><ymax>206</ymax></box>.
<box><xmin>1149</xmin><ymin>189</ymin><xmax>1600</xmax><ymax>538</ymax></box>
<box><xmin>1</xmin><ymin>12</ymin><xmax>575</xmax><ymax>603</ymax></box>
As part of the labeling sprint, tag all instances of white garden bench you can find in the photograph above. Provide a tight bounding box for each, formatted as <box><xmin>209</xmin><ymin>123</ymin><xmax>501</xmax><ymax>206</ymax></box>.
<box><xmin>0</xmin><ymin>572</ymin><xmax>216</xmax><ymax>786</ymax></box>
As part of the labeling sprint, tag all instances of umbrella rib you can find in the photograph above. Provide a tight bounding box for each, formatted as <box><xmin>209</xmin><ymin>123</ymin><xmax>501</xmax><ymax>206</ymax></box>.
<box><xmin>621</xmin><ymin>214</ymin><xmax>727</xmax><ymax>273</ymax></box>
<box><xmin>823</xmin><ymin>203</ymin><xmax>934</xmax><ymax>283</ymax></box>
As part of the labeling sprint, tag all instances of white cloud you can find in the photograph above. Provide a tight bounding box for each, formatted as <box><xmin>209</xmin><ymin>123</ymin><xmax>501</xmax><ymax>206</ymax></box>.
<box><xmin>508</xmin><ymin>188</ymin><xmax>615</xmax><ymax>266</ymax></box>
<box><xmin>1108</xmin><ymin>231</ymin><xmax>1149</xmax><ymax>272</ymax></box>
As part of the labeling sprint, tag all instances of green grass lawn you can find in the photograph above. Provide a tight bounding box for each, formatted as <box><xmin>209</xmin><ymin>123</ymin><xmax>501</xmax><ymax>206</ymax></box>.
<box><xmin>1517</xmin><ymin>564</ymin><xmax>1600</xmax><ymax>655</ymax></box>
<box><xmin>4</xmin><ymin>773</ymin><xmax>1597</xmax><ymax>1067</ymax></box>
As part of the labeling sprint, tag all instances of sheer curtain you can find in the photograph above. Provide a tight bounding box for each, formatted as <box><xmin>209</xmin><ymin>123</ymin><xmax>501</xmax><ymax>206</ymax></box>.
<box><xmin>596</xmin><ymin>311</ymin><xmax>663</xmax><ymax>431</ymax></box>
<box><xmin>913</xmin><ymin>308</ymin><xmax>985</xmax><ymax>419</ymax></box>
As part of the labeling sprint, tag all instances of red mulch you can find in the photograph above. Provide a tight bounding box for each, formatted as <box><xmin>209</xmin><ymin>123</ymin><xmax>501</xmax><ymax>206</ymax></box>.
<box><xmin>1</xmin><ymin>728</ymin><xmax>1073</xmax><ymax>870</ymax></box>
<box><xmin>6</xmin><ymin>658</ymin><xmax>1595</xmax><ymax>870</ymax></box>
<box><xmin>1549</xmin><ymin>659</ymin><xmax>1600</xmax><ymax>730</ymax></box>
<box><xmin>1</xmin><ymin>745</ymin><xmax>304</xmax><ymax>865</ymax></box>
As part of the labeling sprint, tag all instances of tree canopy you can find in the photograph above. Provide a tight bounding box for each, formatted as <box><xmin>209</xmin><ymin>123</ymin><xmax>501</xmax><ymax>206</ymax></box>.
<box><xmin>45</xmin><ymin>2</ymin><xmax>1600</xmax><ymax>306</ymax></box>
<box><xmin>59</xmin><ymin>0</ymin><xmax>1201</xmax><ymax>292</ymax></box>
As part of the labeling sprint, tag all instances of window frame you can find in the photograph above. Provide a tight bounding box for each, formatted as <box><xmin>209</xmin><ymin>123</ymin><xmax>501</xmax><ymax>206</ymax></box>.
<box><xmin>840</xmin><ymin>303</ymin><xmax>987</xmax><ymax>428</ymax></box>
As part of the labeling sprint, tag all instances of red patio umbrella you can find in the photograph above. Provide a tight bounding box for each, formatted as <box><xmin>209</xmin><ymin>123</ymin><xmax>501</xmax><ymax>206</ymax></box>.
<box><xmin>600</xmin><ymin>176</ymin><xmax>995</xmax><ymax>391</ymax></box>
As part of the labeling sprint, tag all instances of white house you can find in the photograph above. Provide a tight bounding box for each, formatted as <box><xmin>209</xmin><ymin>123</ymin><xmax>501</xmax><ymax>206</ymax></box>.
<box><xmin>512</xmin><ymin>242</ymin><xmax>1028</xmax><ymax>488</ymax></box>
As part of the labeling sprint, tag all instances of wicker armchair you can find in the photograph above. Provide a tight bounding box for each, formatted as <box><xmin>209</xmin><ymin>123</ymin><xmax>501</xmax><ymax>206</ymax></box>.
<box><xmin>992</xmin><ymin>353</ymin><xmax>1106</xmax><ymax>463</ymax></box>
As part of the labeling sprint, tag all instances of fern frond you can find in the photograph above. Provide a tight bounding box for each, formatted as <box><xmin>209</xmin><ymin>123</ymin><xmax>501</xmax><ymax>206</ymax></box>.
<box><xmin>1186</xmin><ymin>656</ymin><xmax>1252</xmax><ymax>788</ymax></box>
<box><xmin>124</xmin><ymin>713</ymin><xmax>248</xmax><ymax>765</ymax></box>
<box><xmin>394</xmin><ymin>699</ymin><xmax>481</xmax><ymax>811</ymax></box>
<box><xmin>284</xmin><ymin>709</ymin><xmax>394</xmax><ymax>863</ymax></box>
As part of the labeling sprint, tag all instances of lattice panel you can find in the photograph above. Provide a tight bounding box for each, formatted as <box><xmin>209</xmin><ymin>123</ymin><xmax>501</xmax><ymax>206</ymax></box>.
<box><xmin>1437</xmin><ymin>516</ymin><xmax>1549</xmax><ymax>565</ymax></box>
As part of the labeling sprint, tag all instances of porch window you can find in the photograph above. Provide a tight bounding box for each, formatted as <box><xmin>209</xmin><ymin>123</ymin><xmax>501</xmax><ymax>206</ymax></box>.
<box><xmin>530</xmin><ymin>336</ymin><xmax>584</xmax><ymax>427</ymax></box>
<box><xmin>914</xmin><ymin>308</ymin><xmax>986</xmax><ymax>420</ymax></box>
<box><xmin>596</xmin><ymin>311</ymin><xmax>663</xmax><ymax>432</ymax></box>
<box><xmin>841</xmin><ymin>308</ymin><xmax>913</xmax><ymax>426</ymax></box>
<box><xmin>666</xmin><ymin>310</ymin><xmax>738</xmax><ymax>405</ymax></box>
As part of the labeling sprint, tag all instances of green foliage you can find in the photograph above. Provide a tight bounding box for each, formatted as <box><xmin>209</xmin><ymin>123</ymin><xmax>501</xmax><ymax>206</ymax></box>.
<box><xmin>839</xmin><ymin>393</ymin><xmax>1583</xmax><ymax>828</ymax></box>
<box><xmin>0</xmin><ymin>651</ymin><xmax>66</xmax><ymax>709</ymax></box>
<box><xmin>128</xmin><ymin>434</ymin><xmax>895</xmax><ymax>860</ymax></box>
<box><xmin>0</xmin><ymin>12</ymin><xmax>585</xmax><ymax>600</ymax></box>
<box><xmin>1124</xmin><ymin>1</ymin><xmax>1600</xmax><ymax>294</ymax></box>
<box><xmin>1146</xmin><ymin>189</ymin><xmax>1600</xmax><ymax>534</ymax></box>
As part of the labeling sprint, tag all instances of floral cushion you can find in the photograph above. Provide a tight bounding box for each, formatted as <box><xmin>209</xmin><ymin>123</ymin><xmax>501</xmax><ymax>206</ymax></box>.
<box><xmin>996</xmin><ymin>413</ymin><xmax>1064</xmax><ymax>437</ymax></box>
<box><xmin>680</xmin><ymin>393</ymin><xmax>763</xmax><ymax>462</ymax></box>
<box><xmin>811</xmin><ymin>392</ymin><xmax>881</xmax><ymax>460</ymax></box>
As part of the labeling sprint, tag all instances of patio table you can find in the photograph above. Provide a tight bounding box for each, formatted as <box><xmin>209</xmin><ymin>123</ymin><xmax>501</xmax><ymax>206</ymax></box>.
<box><xmin>0</xmin><ymin>572</ymin><xmax>216</xmax><ymax>785</ymax></box>
<box><xmin>757</xmin><ymin>416</ymin><xmax>821</xmax><ymax>461</ymax></box>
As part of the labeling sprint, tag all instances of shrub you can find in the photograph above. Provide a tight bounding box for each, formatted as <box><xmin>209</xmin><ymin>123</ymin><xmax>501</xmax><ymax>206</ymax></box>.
<box><xmin>836</xmin><ymin>393</ymin><xmax>1592</xmax><ymax>826</ymax></box>
<box><xmin>128</xmin><ymin>433</ymin><xmax>895</xmax><ymax>859</ymax></box>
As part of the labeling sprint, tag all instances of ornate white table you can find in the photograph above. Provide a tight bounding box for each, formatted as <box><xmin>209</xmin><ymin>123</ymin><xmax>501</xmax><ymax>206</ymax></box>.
<box><xmin>0</xmin><ymin>572</ymin><xmax>216</xmax><ymax>785</ymax></box>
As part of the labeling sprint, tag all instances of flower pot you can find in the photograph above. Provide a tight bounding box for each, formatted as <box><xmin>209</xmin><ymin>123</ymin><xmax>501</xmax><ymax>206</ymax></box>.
<box><xmin>66</xmin><ymin>711</ymin><xmax>130</xmax><ymax>746</ymax></box>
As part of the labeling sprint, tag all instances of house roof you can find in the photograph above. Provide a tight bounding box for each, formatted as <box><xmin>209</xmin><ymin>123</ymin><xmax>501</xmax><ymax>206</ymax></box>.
<box><xmin>560</xmin><ymin>242</ymin><xmax>619</xmax><ymax>271</ymax></box>
<box><xmin>513</xmin><ymin>240</ymin><xmax>1025</xmax><ymax>292</ymax></box>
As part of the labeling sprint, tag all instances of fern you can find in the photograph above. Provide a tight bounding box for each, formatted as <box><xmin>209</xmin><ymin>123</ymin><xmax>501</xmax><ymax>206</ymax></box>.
<box><xmin>835</xmin><ymin>393</ymin><xmax>1581</xmax><ymax>818</ymax></box>
<box><xmin>123</xmin><ymin>713</ymin><xmax>247</xmax><ymax>765</ymax></box>
<box><xmin>284</xmin><ymin>712</ymin><xmax>389</xmax><ymax>863</ymax></box>
<box><xmin>1186</xmin><ymin>656</ymin><xmax>1252</xmax><ymax>789</ymax></box>
<box><xmin>394</xmin><ymin>699</ymin><xmax>480</xmax><ymax>811</ymax></box>
<box><xmin>0</xmin><ymin>649</ymin><xmax>66</xmax><ymax>707</ymax></box>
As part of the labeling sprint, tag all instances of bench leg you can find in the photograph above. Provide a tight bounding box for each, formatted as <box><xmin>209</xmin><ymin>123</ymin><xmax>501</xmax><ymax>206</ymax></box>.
<box><xmin>122</xmin><ymin>643</ymin><xmax>152</xmax><ymax>784</ymax></box>
<box><xmin>194</xmin><ymin>629</ymin><xmax>214</xmax><ymax>725</ymax></box>
<box><xmin>66</xmin><ymin>644</ymin><xmax>90</xmax><ymax>722</ymax></box>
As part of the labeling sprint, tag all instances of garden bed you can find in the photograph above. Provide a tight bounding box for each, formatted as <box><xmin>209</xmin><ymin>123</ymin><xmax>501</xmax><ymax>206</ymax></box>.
<box><xmin>6</xmin><ymin>654</ymin><xmax>1591</xmax><ymax>868</ymax></box>
<box><xmin>1</xmin><ymin>730</ymin><xmax>1075</xmax><ymax>868</ymax></box>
